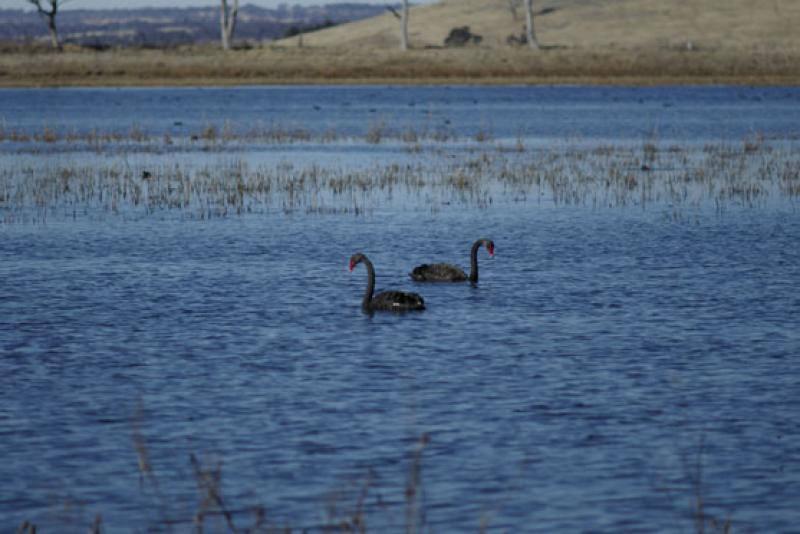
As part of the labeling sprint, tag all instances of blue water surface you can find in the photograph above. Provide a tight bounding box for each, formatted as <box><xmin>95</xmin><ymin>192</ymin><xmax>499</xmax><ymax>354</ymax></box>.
<box><xmin>1</xmin><ymin>86</ymin><xmax>800</xmax><ymax>532</ymax></box>
<box><xmin>2</xmin><ymin>84</ymin><xmax>800</xmax><ymax>143</ymax></box>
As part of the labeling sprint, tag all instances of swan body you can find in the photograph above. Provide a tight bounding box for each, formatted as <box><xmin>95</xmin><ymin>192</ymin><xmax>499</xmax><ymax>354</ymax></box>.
<box><xmin>410</xmin><ymin>238</ymin><xmax>494</xmax><ymax>283</ymax></box>
<box><xmin>410</xmin><ymin>263</ymin><xmax>468</xmax><ymax>282</ymax></box>
<box><xmin>350</xmin><ymin>253</ymin><xmax>425</xmax><ymax>312</ymax></box>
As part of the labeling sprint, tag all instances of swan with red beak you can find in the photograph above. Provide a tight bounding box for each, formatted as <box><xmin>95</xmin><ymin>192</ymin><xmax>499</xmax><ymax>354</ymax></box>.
<box><xmin>350</xmin><ymin>253</ymin><xmax>425</xmax><ymax>312</ymax></box>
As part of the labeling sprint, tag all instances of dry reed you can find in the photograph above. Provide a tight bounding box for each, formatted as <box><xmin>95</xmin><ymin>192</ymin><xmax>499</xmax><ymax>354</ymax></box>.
<box><xmin>1</xmin><ymin>136</ymin><xmax>798</xmax><ymax>224</ymax></box>
<box><xmin>2</xmin><ymin>45</ymin><xmax>800</xmax><ymax>87</ymax></box>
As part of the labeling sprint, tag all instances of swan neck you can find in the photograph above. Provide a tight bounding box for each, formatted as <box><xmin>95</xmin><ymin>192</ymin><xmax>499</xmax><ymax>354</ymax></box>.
<box><xmin>469</xmin><ymin>240</ymin><xmax>480</xmax><ymax>283</ymax></box>
<box><xmin>362</xmin><ymin>257</ymin><xmax>375</xmax><ymax>309</ymax></box>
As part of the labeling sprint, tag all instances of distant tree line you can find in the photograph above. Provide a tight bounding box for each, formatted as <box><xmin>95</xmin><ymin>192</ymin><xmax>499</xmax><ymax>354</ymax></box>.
<box><xmin>11</xmin><ymin>1</ymin><xmax>384</xmax><ymax>50</ymax></box>
<box><xmin>22</xmin><ymin>0</ymin><xmax>250</xmax><ymax>50</ymax></box>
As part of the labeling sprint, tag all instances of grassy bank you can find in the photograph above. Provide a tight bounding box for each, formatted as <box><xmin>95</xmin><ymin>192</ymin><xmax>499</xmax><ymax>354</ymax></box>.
<box><xmin>2</xmin><ymin>43</ymin><xmax>800</xmax><ymax>87</ymax></box>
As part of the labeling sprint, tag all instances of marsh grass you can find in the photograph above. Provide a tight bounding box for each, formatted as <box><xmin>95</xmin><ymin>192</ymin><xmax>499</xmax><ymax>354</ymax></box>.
<box><xmin>0</xmin><ymin>122</ymin><xmax>463</xmax><ymax>153</ymax></box>
<box><xmin>1</xmin><ymin>135</ymin><xmax>798</xmax><ymax>224</ymax></box>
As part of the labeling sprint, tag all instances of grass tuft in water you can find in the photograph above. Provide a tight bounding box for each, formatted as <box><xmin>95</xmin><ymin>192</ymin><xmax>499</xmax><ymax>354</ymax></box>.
<box><xmin>2</xmin><ymin>136</ymin><xmax>798</xmax><ymax>225</ymax></box>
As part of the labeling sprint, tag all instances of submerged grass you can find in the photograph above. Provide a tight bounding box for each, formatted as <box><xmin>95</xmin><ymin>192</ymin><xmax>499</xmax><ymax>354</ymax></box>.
<box><xmin>16</xmin><ymin>423</ymin><xmax>731</xmax><ymax>533</ymax></box>
<box><xmin>0</xmin><ymin>121</ymin><xmax>461</xmax><ymax>153</ymax></box>
<box><xmin>15</xmin><ymin>403</ymin><xmax>434</xmax><ymax>533</ymax></box>
<box><xmin>1</xmin><ymin>133</ymin><xmax>798</xmax><ymax>224</ymax></box>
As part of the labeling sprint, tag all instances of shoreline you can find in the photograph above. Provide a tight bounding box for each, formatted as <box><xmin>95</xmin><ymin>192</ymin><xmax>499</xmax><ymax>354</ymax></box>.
<box><xmin>4</xmin><ymin>76</ymin><xmax>799</xmax><ymax>88</ymax></box>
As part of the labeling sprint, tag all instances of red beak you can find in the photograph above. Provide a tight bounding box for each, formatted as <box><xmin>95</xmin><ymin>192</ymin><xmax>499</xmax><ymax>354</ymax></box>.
<box><xmin>488</xmin><ymin>245</ymin><xmax>495</xmax><ymax>257</ymax></box>
<box><xmin>348</xmin><ymin>259</ymin><xmax>355</xmax><ymax>271</ymax></box>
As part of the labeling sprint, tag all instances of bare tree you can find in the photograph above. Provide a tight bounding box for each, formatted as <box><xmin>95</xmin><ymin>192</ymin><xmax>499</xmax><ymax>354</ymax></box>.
<box><xmin>400</xmin><ymin>0</ymin><xmax>409</xmax><ymax>51</ymax></box>
<box><xmin>220</xmin><ymin>0</ymin><xmax>239</xmax><ymax>51</ymax></box>
<box><xmin>524</xmin><ymin>0</ymin><xmax>539</xmax><ymax>49</ymax></box>
<box><xmin>26</xmin><ymin>0</ymin><xmax>67</xmax><ymax>50</ymax></box>
<box><xmin>386</xmin><ymin>1</ymin><xmax>410</xmax><ymax>51</ymax></box>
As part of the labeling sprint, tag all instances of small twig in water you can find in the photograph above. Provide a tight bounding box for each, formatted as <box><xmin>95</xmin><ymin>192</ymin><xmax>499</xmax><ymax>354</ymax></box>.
<box><xmin>190</xmin><ymin>453</ymin><xmax>239</xmax><ymax>534</ymax></box>
<box><xmin>405</xmin><ymin>433</ymin><xmax>430</xmax><ymax>534</ymax></box>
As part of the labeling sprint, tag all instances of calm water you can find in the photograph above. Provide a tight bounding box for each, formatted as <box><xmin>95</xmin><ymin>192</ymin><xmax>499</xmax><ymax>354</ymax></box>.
<box><xmin>2</xmin><ymin>85</ymin><xmax>800</xmax><ymax>143</ymax></box>
<box><xmin>1</xmin><ymin>86</ymin><xmax>800</xmax><ymax>532</ymax></box>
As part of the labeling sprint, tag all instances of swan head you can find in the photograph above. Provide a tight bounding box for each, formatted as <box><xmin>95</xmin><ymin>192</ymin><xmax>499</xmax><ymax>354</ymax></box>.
<box><xmin>484</xmin><ymin>239</ymin><xmax>495</xmax><ymax>257</ymax></box>
<box><xmin>349</xmin><ymin>253</ymin><xmax>366</xmax><ymax>271</ymax></box>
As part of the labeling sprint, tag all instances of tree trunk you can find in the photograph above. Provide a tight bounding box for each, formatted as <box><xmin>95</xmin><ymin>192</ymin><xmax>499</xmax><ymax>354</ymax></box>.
<box><xmin>220</xmin><ymin>0</ymin><xmax>239</xmax><ymax>50</ymax></box>
<box><xmin>400</xmin><ymin>0</ymin><xmax>409</xmax><ymax>51</ymax></box>
<box><xmin>27</xmin><ymin>0</ymin><xmax>62</xmax><ymax>51</ymax></box>
<box><xmin>524</xmin><ymin>0</ymin><xmax>539</xmax><ymax>50</ymax></box>
<box><xmin>47</xmin><ymin>12</ymin><xmax>61</xmax><ymax>51</ymax></box>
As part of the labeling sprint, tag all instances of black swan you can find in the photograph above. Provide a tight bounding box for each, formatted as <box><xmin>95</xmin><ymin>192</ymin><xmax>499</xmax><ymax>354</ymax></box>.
<box><xmin>349</xmin><ymin>253</ymin><xmax>425</xmax><ymax>312</ymax></box>
<box><xmin>409</xmin><ymin>238</ymin><xmax>494</xmax><ymax>283</ymax></box>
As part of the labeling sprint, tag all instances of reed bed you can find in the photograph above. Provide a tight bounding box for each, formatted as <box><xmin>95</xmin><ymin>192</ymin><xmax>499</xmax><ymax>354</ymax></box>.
<box><xmin>1</xmin><ymin>137</ymin><xmax>798</xmax><ymax>224</ymax></box>
<box><xmin>0</xmin><ymin>121</ymin><xmax>463</xmax><ymax>154</ymax></box>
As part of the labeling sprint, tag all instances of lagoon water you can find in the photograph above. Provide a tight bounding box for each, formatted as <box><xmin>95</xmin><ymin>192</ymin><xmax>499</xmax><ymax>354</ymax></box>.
<box><xmin>1</xmin><ymin>86</ymin><xmax>800</xmax><ymax>532</ymax></box>
<box><xmin>2</xmin><ymin>85</ymin><xmax>800</xmax><ymax>143</ymax></box>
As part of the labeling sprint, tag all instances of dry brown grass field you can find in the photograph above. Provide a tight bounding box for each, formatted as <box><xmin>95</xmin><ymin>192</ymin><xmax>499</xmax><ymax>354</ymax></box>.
<box><xmin>2</xmin><ymin>0</ymin><xmax>799</xmax><ymax>86</ymax></box>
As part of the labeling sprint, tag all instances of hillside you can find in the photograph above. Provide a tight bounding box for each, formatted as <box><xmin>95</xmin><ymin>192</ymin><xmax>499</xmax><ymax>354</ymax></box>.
<box><xmin>1</xmin><ymin>0</ymin><xmax>799</xmax><ymax>86</ymax></box>
<box><xmin>283</xmin><ymin>0</ymin><xmax>799</xmax><ymax>51</ymax></box>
